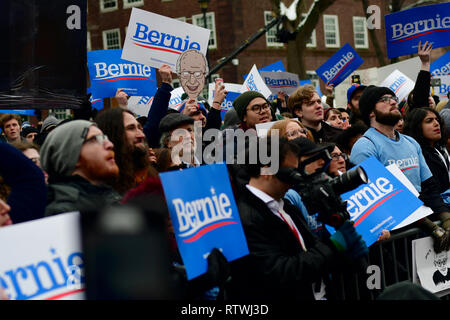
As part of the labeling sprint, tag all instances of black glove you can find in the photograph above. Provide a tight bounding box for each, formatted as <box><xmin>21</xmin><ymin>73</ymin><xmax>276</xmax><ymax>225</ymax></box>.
<box><xmin>421</xmin><ymin>217</ymin><xmax>450</xmax><ymax>253</ymax></box>
<box><xmin>204</xmin><ymin>248</ymin><xmax>230</xmax><ymax>288</ymax></box>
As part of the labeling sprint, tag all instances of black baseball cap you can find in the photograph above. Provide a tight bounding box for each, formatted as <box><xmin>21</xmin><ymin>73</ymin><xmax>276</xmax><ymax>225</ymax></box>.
<box><xmin>291</xmin><ymin>137</ymin><xmax>334</xmax><ymax>156</ymax></box>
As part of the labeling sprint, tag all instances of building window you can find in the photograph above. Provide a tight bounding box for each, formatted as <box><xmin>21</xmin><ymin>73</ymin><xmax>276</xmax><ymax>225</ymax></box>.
<box><xmin>264</xmin><ymin>11</ymin><xmax>283</xmax><ymax>48</ymax></box>
<box><xmin>323</xmin><ymin>15</ymin><xmax>340</xmax><ymax>48</ymax></box>
<box><xmin>123</xmin><ymin>0</ymin><xmax>144</xmax><ymax>9</ymax></box>
<box><xmin>100</xmin><ymin>0</ymin><xmax>118</xmax><ymax>13</ymax></box>
<box><xmin>353</xmin><ymin>16</ymin><xmax>369</xmax><ymax>49</ymax></box>
<box><xmin>301</xmin><ymin>14</ymin><xmax>316</xmax><ymax>48</ymax></box>
<box><xmin>192</xmin><ymin>12</ymin><xmax>217</xmax><ymax>50</ymax></box>
<box><xmin>87</xmin><ymin>31</ymin><xmax>92</xmax><ymax>51</ymax></box>
<box><xmin>306</xmin><ymin>71</ymin><xmax>320</xmax><ymax>88</ymax></box>
<box><xmin>51</xmin><ymin>109</ymin><xmax>72</xmax><ymax>120</ymax></box>
<box><xmin>102</xmin><ymin>28</ymin><xmax>121</xmax><ymax>49</ymax></box>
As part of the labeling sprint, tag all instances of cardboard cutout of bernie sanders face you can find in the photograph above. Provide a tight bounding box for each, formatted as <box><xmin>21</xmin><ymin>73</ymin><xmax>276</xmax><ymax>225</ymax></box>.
<box><xmin>176</xmin><ymin>49</ymin><xmax>208</xmax><ymax>100</ymax></box>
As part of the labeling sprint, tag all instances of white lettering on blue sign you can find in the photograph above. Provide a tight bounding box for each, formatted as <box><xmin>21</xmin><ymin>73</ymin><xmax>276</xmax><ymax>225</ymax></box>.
<box><xmin>346</xmin><ymin>177</ymin><xmax>394</xmax><ymax>220</ymax></box>
<box><xmin>432</xmin><ymin>62</ymin><xmax>450</xmax><ymax>76</ymax></box>
<box><xmin>391</xmin><ymin>14</ymin><xmax>450</xmax><ymax>41</ymax></box>
<box><xmin>172</xmin><ymin>187</ymin><xmax>233</xmax><ymax>237</ymax></box>
<box><xmin>132</xmin><ymin>22</ymin><xmax>201</xmax><ymax>53</ymax></box>
<box><xmin>322</xmin><ymin>52</ymin><xmax>355</xmax><ymax>82</ymax></box>
<box><xmin>94</xmin><ymin>62</ymin><xmax>152</xmax><ymax>81</ymax></box>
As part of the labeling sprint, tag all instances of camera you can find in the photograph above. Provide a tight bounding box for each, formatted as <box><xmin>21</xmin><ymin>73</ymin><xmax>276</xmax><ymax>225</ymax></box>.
<box><xmin>280</xmin><ymin>166</ymin><xmax>368</xmax><ymax>228</ymax></box>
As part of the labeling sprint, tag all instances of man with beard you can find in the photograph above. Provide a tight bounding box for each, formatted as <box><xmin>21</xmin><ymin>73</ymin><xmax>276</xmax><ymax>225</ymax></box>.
<box><xmin>41</xmin><ymin>120</ymin><xmax>121</xmax><ymax>216</ymax></box>
<box><xmin>95</xmin><ymin>108</ymin><xmax>158</xmax><ymax>194</ymax></box>
<box><xmin>350</xmin><ymin>85</ymin><xmax>450</xmax><ymax>253</ymax></box>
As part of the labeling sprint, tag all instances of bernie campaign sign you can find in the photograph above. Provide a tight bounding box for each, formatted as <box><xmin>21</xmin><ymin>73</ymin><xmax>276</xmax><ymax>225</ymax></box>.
<box><xmin>87</xmin><ymin>49</ymin><xmax>157</xmax><ymax>99</ymax></box>
<box><xmin>87</xmin><ymin>87</ymin><xmax>104</xmax><ymax>111</ymax></box>
<box><xmin>243</xmin><ymin>60</ymin><xmax>286</xmax><ymax>80</ymax></box>
<box><xmin>241</xmin><ymin>65</ymin><xmax>273</xmax><ymax>99</ymax></box>
<box><xmin>379</xmin><ymin>69</ymin><xmax>415</xmax><ymax>102</ymax></box>
<box><xmin>208</xmin><ymin>83</ymin><xmax>242</xmax><ymax>120</ymax></box>
<box><xmin>160</xmin><ymin>163</ymin><xmax>249</xmax><ymax>280</ymax></box>
<box><xmin>0</xmin><ymin>109</ymin><xmax>36</xmax><ymax>116</ymax></box>
<box><xmin>385</xmin><ymin>2</ymin><xmax>450</xmax><ymax>59</ymax></box>
<box><xmin>316</xmin><ymin>43</ymin><xmax>364</xmax><ymax>87</ymax></box>
<box><xmin>259</xmin><ymin>71</ymin><xmax>300</xmax><ymax>96</ymax></box>
<box><xmin>431</xmin><ymin>51</ymin><xmax>450</xmax><ymax>77</ymax></box>
<box><xmin>122</xmin><ymin>8</ymin><xmax>211</xmax><ymax>69</ymax></box>
<box><xmin>0</xmin><ymin>212</ymin><xmax>85</xmax><ymax>300</ymax></box>
<box><xmin>339</xmin><ymin>157</ymin><xmax>423</xmax><ymax>247</ymax></box>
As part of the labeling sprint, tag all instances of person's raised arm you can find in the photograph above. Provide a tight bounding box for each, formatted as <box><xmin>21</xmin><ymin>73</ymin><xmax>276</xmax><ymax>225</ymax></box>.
<box><xmin>205</xmin><ymin>81</ymin><xmax>228</xmax><ymax>130</ymax></box>
<box><xmin>409</xmin><ymin>41</ymin><xmax>432</xmax><ymax>112</ymax></box>
<box><xmin>143</xmin><ymin>64</ymin><xmax>174</xmax><ymax>148</ymax></box>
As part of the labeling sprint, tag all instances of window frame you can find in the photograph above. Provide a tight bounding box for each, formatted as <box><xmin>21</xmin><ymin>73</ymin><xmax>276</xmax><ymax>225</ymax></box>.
<box><xmin>264</xmin><ymin>11</ymin><xmax>284</xmax><ymax>48</ymax></box>
<box><xmin>192</xmin><ymin>12</ymin><xmax>217</xmax><ymax>50</ymax></box>
<box><xmin>102</xmin><ymin>28</ymin><xmax>122</xmax><ymax>49</ymax></box>
<box><xmin>123</xmin><ymin>0</ymin><xmax>144</xmax><ymax>9</ymax></box>
<box><xmin>99</xmin><ymin>0</ymin><xmax>118</xmax><ymax>13</ymax></box>
<box><xmin>353</xmin><ymin>16</ymin><xmax>369</xmax><ymax>49</ymax></box>
<box><xmin>323</xmin><ymin>14</ymin><xmax>340</xmax><ymax>48</ymax></box>
<box><xmin>301</xmin><ymin>14</ymin><xmax>317</xmax><ymax>48</ymax></box>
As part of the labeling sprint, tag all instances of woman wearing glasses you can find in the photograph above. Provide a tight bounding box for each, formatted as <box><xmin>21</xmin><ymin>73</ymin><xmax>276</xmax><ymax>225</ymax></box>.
<box><xmin>267</xmin><ymin>119</ymin><xmax>314</xmax><ymax>142</ymax></box>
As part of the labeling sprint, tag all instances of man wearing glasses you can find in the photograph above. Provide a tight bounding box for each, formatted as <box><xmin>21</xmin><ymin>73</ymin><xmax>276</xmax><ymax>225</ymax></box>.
<box><xmin>41</xmin><ymin>120</ymin><xmax>121</xmax><ymax>216</ymax></box>
<box><xmin>350</xmin><ymin>85</ymin><xmax>450</xmax><ymax>253</ymax></box>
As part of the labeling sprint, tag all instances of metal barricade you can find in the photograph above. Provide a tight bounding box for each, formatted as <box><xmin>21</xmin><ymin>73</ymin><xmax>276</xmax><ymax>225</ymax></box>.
<box><xmin>332</xmin><ymin>223</ymin><xmax>450</xmax><ymax>300</ymax></box>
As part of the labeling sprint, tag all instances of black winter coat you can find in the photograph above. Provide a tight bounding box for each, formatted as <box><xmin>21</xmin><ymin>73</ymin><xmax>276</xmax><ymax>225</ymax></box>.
<box><xmin>227</xmin><ymin>186</ymin><xmax>340</xmax><ymax>300</ymax></box>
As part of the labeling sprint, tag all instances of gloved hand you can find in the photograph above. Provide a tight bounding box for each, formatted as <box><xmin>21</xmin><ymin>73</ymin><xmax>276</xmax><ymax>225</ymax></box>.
<box><xmin>420</xmin><ymin>217</ymin><xmax>450</xmax><ymax>253</ymax></box>
<box><xmin>439</xmin><ymin>212</ymin><xmax>450</xmax><ymax>231</ymax></box>
<box><xmin>330</xmin><ymin>220</ymin><xmax>368</xmax><ymax>259</ymax></box>
<box><xmin>204</xmin><ymin>248</ymin><xmax>230</xmax><ymax>288</ymax></box>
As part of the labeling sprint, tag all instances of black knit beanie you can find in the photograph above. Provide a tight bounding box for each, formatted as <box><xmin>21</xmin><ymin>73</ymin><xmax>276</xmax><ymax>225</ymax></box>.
<box><xmin>359</xmin><ymin>85</ymin><xmax>396</xmax><ymax>126</ymax></box>
<box><xmin>233</xmin><ymin>91</ymin><xmax>268</xmax><ymax>121</ymax></box>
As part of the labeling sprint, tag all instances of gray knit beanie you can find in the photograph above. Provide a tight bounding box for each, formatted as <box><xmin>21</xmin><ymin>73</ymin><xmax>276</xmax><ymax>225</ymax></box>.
<box><xmin>233</xmin><ymin>91</ymin><xmax>268</xmax><ymax>121</ymax></box>
<box><xmin>359</xmin><ymin>85</ymin><xmax>396</xmax><ymax>126</ymax></box>
<box><xmin>41</xmin><ymin>120</ymin><xmax>95</xmax><ymax>178</ymax></box>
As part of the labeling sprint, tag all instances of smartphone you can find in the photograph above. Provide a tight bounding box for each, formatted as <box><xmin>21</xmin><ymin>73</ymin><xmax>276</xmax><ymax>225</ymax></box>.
<box><xmin>431</xmin><ymin>78</ymin><xmax>441</xmax><ymax>87</ymax></box>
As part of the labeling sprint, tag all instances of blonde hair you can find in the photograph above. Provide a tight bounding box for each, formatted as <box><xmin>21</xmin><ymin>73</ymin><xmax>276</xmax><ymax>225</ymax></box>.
<box><xmin>436</xmin><ymin>100</ymin><xmax>449</xmax><ymax>113</ymax></box>
<box><xmin>267</xmin><ymin>119</ymin><xmax>314</xmax><ymax>142</ymax></box>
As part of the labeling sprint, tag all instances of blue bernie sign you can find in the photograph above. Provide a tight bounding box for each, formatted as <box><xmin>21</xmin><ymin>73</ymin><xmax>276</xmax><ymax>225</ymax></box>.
<box><xmin>160</xmin><ymin>163</ymin><xmax>249</xmax><ymax>280</ymax></box>
<box><xmin>315</xmin><ymin>43</ymin><xmax>364</xmax><ymax>87</ymax></box>
<box><xmin>385</xmin><ymin>2</ymin><xmax>450</xmax><ymax>59</ymax></box>
<box><xmin>339</xmin><ymin>157</ymin><xmax>423</xmax><ymax>247</ymax></box>
<box><xmin>243</xmin><ymin>60</ymin><xmax>286</xmax><ymax>80</ymax></box>
<box><xmin>87</xmin><ymin>49</ymin><xmax>157</xmax><ymax>99</ymax></box>
<box><xmin>0</xmin><ymin>109</ymin><xmax>36</xmax><ymax>116</ymax></box>
<box><xmin>431</xmin><ymin>50</ymin><xmax>450</xmax><ymax>77</ymax></box>
<box><xmin>87</xmin><ymin>87</ymin><xmax>104</xmax><ymax>111</ymax></box>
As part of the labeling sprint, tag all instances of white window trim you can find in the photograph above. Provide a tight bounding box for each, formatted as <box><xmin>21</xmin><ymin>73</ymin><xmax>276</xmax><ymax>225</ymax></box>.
<box><xmin>176</xmin><ymin>17</ymin><xmax>186</xmax><ymax>23</ymax></box>
<box><xmin>353</xmin><ymin>16</ymin><xmax>369</xmax><ymax>49</ymax></box>
<box><xmin>264</xmin><ymin>11</ymin><xmax>284</xmax><ymax>48</ymax></box>
<box><xmin>102</xmin><ymin>28</ymin><xmax>121</xmax><ymax>49</ymax></box>
<box><xmin>123</xmin><ymin>0</ymin><xmax>144</xmax><ymax>9</ymax></box>
<box><xmin>99</xmin><ymin>0</ymin><xmax>118</xmax><ymax>13</ymax></box>
<box><xmin>301</xmin><ymin>14</ymin><xmax>316</xmax><ymax>48</ymax></box>
<box><xmin>323</xmin><ymin>14</ymin><xmax>340</xmax><ymax>48</ymax></box>
<box><xmin>306</xmin><ymin>71</ymin><xmax>320</xmax><ymax>88</ymax></box>
<box><xmin>192</xmin><ymin>12</ymin><xmax>217</xmax><ymax>50</ymax></box>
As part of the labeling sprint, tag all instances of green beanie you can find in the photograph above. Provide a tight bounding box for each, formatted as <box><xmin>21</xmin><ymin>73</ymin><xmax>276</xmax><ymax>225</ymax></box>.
<box><xmin>233</xmin><ymin>91</ymin><xmax>268</xmax><ymax>121</ymax></box>
<box><xmin>41</xmin><ymin>120</ymin><xmax>95</xmax><ymax>178</ymax></box>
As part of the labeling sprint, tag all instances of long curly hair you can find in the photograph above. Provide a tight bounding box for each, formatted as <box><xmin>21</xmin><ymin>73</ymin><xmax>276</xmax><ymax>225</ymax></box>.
<box><xmin>95</xmin><ymin>108</ymin><xmax>139</xmax><ymax>194</ymax></box>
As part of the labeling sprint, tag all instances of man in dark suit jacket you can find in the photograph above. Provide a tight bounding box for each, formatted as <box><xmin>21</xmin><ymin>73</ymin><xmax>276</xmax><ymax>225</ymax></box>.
<box><xmin>227</xmin><ymin>136</ymin><xmax>368</xmax><ymax>300</ymax></box>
